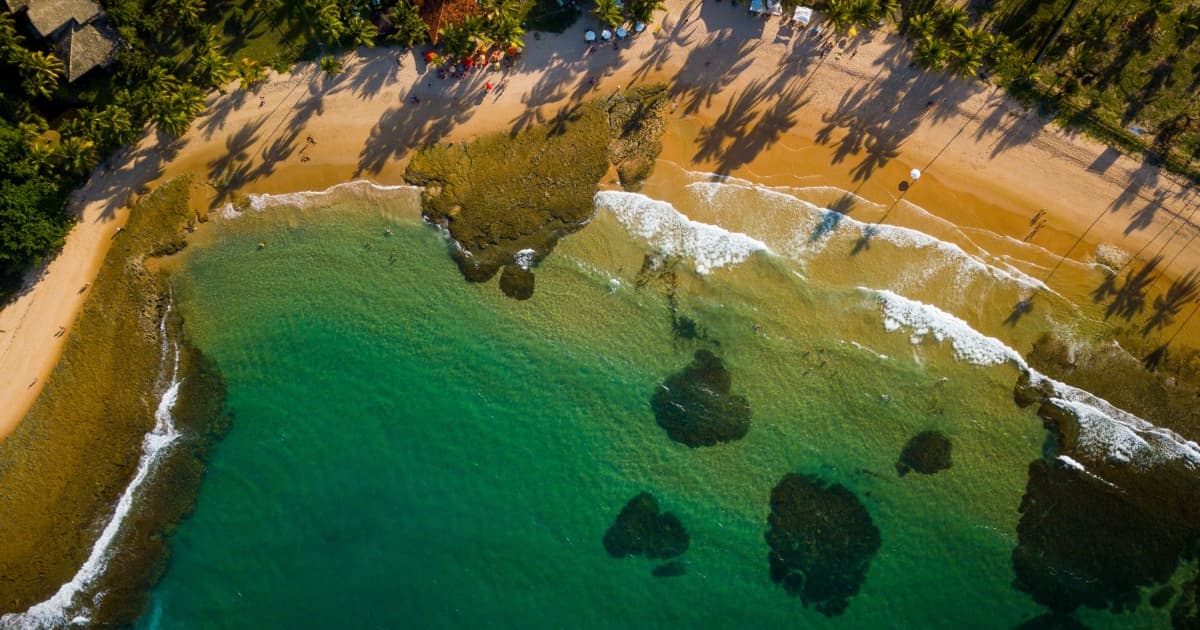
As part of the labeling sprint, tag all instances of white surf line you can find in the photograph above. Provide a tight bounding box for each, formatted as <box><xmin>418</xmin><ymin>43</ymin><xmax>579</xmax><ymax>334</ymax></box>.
<box><xmin>686</xmin><ymin>179</ymin><xmax>1065</xmax><ymax>300</ymax></box>
<box><xmin>595</xmin><ymin>190</ymin><xmax>772</xmax><ymax>274</ymax></box>
<box><xmin>1</xmin><ymin>305</ymin><xmax>184</xmax><ymax>630</ymax></box>
<box><xmin>863</xmin><ymin>287</ymin><xmax>1200</xmax><ymax>470</ymax></box>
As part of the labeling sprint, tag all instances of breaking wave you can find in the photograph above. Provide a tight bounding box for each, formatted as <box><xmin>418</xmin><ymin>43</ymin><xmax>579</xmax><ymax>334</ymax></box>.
<box><xmin>0</xmin><ymin>305</ymin><xmax>184</xmax><ymax>629</ymax></box>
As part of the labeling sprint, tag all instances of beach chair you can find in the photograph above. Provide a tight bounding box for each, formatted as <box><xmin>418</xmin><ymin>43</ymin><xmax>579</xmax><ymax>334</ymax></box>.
<box><xmin>792</xmin><ymin>6</ymin><xmax>812</xmax><ymax>25</ymax></box>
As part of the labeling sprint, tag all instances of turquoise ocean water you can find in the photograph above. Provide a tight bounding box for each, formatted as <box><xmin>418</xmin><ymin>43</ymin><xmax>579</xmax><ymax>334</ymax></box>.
<box><xmin>135</xmin><ymin>170</ymin><xmax>1188</xmax><ymax>628</ymax></box>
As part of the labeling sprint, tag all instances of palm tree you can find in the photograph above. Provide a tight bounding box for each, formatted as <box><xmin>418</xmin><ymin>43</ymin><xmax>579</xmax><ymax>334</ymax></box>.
<box><xmin>94</xmin><ymin>104</ymin><xmax>138</xmax><ymax>147</ymax></box>
<box><xmin>905</xmin><ymin>12</ymin><xmax>935</xmax><ymax>39</ymax></box>
<box><xmin>387</xmin><ymin>1</ymin><xmax>428</xmax><ymax>47</ymax></box>
<box><xmin>850</xmin><ymin>0</ymin><xmax>876</xmax><ymax>28</ymax></box>
<box><xmin>167</xmin><ymin>0</ymin><xmax>205</xmax><ymax>27</ymax></box>
<box><xmin>236</xmin><ymin>58</ymin><xmax>267</xmax><ymax>89</ymax></box>
<box><xmin>480</xmin><ymin>0</ymin><xmax>529</xmax><ymax>23</ymax></box>
<box><xmin>488</xmin><ymin>15</ymin><xmax>527</xmax><ymax>51</ymax></box>
<box><xmin>55</xmin><ymin>136</ymin><xmax>97</xmax><ymax>176</ymax></box>
<box><xmin>438</xmin><ymin>22</ymin><xmax>476</xmax><ymax>58</ymax></box>
<box><xmin>947</xmin><ymin>44</ymin><xmax>984</xmax><ymax>79</ymax></box>
<box><xmin>345</xmin><ymin>15</ymin><xmax>378</xmax><ymax>48</ymax></box>
<box><xmin>319</xmin><ymin>55</ymin><xmax>344</xmax><ymax>76</ymax></box>
<box><xmin>627</xmin><ymin>0</ymin><xmax>666</xmax><ymax>24</ymax></box>
<box><xmin>873</xmin><ymin>0</ymin><xmax>899</xmax><ymax>24</ymax></box>
<box><xmin>193</xmin><ymin>49</ymin><xmax>235</xmax><ymax>89</ymax></box>
<box><xmin>0</xmin><ymin>10</ymin><xmax>24</xmax><ymax>64</ymax></box>
<box><xmin>155</xmin><ymin>85</ymin><xmax>206</xmax><ymax>137</ymax></box>
<box><xmin>592</xmin><ymin>0</ymin><xmax>623</xmax><ymax>29</ymax></box>
<box><xmin>913</xmin><ymin>36</ymin><xmax>948</xmax><ymax>70</ymax></box>
<box><xmin>935</xmin><ymin>4</ymin><xmax>967</xmax><ymax>38</ymax></box>
<box><xmin>20</xmin><ymin>51</ymin><xmax>63</xmax><ymax>100</ymax></box>
<box><xmin>824</xmin><ymin>0</ymin><xmax>855</xmax><ymax>32</ymax></box>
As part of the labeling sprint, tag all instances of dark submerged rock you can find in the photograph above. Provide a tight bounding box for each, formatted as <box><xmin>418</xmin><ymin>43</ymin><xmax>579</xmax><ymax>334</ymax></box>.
<box><xmin>1150</xmin><ymin>585</ymin><xmax>1175</xmax><ymax>609</ymax></box>
<box><xmin>498</xmin><ymin>265</ymin><xmax>535</xmax><ymax>300</ymax></box>
<box><xmin>765</xmin><ymin>473</ymin><xmax>881</xmax><ymax>617</ymax></box>
<box><xmin>651</xmin><ymin>350</ymin><xmax>750</xmax><ymax>447</ymax></box>
<box><xmin>895</xmin><ymin>430</ymin><xmax>952</xmax><ymax>476</ymax></box>
<box><xmin>405</xmin><ymin>87</ymin><xmax>669</xmax><ymax>300</ymax></box>
<box><xmin>1014</xmin><ymin>369</ymin><xmax>1055</xmax><ymax>408</ymax></box>
<box><xmin>603</xmin><ymin>492</ymin><xmax>690</xmax><ymax>561</ymax></box>
<box><xmin>1011</xmin><ymin>401</ymin><xmax>1200</xmax><ymax>615</ymax></box>
<box><xmin>1173</xmin><ymin>575</ymin><xmax>1199</xmax><ymax>629</ymax></box>
<box><xmin>652</xmin><ymin>561</ymin><xmax>686</xmax><ymax>578</ymax></box>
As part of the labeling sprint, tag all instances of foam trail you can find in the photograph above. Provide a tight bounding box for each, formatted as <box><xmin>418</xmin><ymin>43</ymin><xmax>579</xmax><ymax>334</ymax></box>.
<box><xmin>1</xmin><ymin>305</ymin><xmax>183</xmax><ymax>630</ymax></box>
<box><xmin>862</xmin><ymin>287</ymin><xmax>1200</xmax><ymax>469</ymax></box>
<box><xmin>595</xmin><ymin>191</ymin><xmax>771</xmax><ymax>274</ymax></box>
<box><xmin>688</xmin><ymin>180</ymin><xmax>1059</xmax><ymax>298</ymax></box>
<box><xmin>215</xmin><ymin>180</ymin><xmax>421</xmax><ymax>217</ymax></box>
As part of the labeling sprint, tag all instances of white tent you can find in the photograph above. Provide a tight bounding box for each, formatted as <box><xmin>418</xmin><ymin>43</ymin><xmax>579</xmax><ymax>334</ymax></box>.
<box><xmin>792</xmin><ymin>6</ymin><xmax>812</xmax><ymax>24</ymax></box>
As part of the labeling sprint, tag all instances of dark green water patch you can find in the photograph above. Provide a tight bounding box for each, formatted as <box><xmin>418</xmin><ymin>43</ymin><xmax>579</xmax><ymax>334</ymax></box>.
<box><xmin>765</xmin><ymin>473</ymin><xmax>881</xmax><ymax>617</ymax></box>
<box><xmin>652</xmin><ymin>561</ymin><xmax>687</xmax><ymax>578</ymax></box>
<box><xmin>603</xmin><ymin>492</ymin><xmax>690</xmax><ymax>563</ymax></box>
<box><xmin>405</xmin><ymin>86</ymin><xmax>668</xmax><ymax>299</ymax></box>
<box><xmin>651</xmin><ymin>349</ymin><xmax>750</xmax><ymax>447</ymax></box>
<box><xmin>895</xmin><ymin>430</ymin><xmax>952</xmax><ymax>476</ymax></box>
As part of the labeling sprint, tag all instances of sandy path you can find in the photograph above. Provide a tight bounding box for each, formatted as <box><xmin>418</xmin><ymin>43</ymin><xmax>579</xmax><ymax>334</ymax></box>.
<box><xmin>1</xmin><ymin>0</ymin><xmax>1197</xmax><ymax>439</ymax></box>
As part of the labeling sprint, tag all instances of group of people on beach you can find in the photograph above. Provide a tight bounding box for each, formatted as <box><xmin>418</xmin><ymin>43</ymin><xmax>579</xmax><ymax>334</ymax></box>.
<box><xmin>298</xmin><ymin>136</ymin><xmax>317</xmax><ymax>163</ymax></box>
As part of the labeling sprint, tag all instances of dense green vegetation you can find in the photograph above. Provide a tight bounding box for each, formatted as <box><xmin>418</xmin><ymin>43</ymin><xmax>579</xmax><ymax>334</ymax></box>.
<box><xmin>0</xmin><ymin>0</ymin><xmax>397</xmax><ymax>301</ymax></box>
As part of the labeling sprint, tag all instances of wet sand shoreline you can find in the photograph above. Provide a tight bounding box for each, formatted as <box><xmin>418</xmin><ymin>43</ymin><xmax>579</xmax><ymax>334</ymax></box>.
<box><xmin>2</xmin><ymin>0</ymin><xmax>1198</xmax><ymax>437</ymax></box>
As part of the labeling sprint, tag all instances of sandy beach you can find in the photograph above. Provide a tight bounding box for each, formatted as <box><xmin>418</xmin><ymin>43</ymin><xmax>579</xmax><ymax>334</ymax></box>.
<box><xmin>2</xmin><ymin>0</ymin><xmax>1197</xmax><ymax>439</ymax></box>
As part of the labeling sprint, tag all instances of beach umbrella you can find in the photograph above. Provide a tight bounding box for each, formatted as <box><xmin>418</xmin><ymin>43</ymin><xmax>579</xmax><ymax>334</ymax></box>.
<box><xmin>585</xmin><ymin>29</ymin><xmax>596</xmax><ymax>42</ymax></box>
<box><xmin>616</xmin><ymin>26</ymin><xmax>628</xmax><ymax>38</ymax></box>
<box><xmin>601</xmin><ymin>29</ymin><xmax>612</xmax><ymax>40</ymax></box>
<box><xmin>910</xmin><ymin>168</ymin><xmax>922</xmax><ymax>181</ymax></box>
<box><xmin>848</xmin><ymin>26</ymin><xmax>858</xmax><ymax>36</ymax></box>
<box><xmin>634</xmin><ymin>22</ymin><xmax>645</xmax><ymax>32</ymax></box>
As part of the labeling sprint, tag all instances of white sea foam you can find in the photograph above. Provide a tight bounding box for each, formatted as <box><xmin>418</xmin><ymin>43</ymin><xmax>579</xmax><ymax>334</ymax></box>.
<box><xmin>687</xmin><ymin>180</ymin><xmax>1059</xmax><ymax>298</ymax></box>
<box><xmin>514</xmin><ymin>248</ymin><xmax>536</xmax><ymax>271</ymax></box>
<box><xmin>216</xmin><ymin>180</ymin><xmax>420</xmax><ymax>216</ymax></box>
<box><xmin>863</xmin><ymin>287</ymin><xmax>1200</xmax><ymax>470</ymax></box>
<box><xmin>595</xmin><ymin>191</ymin><xmax>770</xmax><ymax>274</ymax></box>
<box><xmin>870</xmin><ymin>288</ymin><xmax>1023</xmax><ymax>366</ymax></box>
<box><xmin>1057</xmin><ymin>455</ymin><xmax>1085</xmax><ymax>471</ymax></box>
<box><xmin>1</xmin><ymin>307</ymin><xmax>184</xmax><ymax>630</ymax></box>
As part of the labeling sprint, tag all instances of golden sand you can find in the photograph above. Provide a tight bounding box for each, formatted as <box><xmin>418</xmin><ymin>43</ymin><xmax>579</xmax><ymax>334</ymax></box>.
<box><xmin>2</xmin><ymin>0</ymin><xmax>1198</xmax><ymax>438</ymax></box>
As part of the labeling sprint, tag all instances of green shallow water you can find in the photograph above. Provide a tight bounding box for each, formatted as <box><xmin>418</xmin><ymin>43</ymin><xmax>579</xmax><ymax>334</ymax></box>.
<box><xmin>140</xmin><ymin>184</ymin><xmax>1172</xmax><ymax>628</ymax></box>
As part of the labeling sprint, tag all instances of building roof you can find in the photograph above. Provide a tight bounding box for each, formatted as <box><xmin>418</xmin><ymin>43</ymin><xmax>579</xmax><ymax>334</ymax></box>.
<box><xmin>5</xmin><ymin>0</ymin><xmax>30</xmax><ymax>12</ymax></box>
<box><xmin>416</xmin><ymin>0</ymin><xmax>479</xmax><ymax>44</ymax></box>
<box><xmin>25</xmin><ymin>0</ymin><xmax>101</xmax><ymax>38</ymax></box>
<box><xmin>57</xmin><ymin>20</ymin><xmax>117</xmax><ymax>82</ymax></box>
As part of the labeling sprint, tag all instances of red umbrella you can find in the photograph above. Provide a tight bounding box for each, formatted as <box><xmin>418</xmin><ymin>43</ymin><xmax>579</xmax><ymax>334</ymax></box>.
<box><xmin>486</xmin><ymin>82</ymin><xmax>494</xmax><ymax>91</ymax></box>
<box><xmin>507</xmin><ymin>45</ymin><xmax>519</xmax><ymax>57</ymax></box>
<box><xmin>424</xmin><ymin>51</ymin><xmax>437</xmax><ymax>63</ymax></box>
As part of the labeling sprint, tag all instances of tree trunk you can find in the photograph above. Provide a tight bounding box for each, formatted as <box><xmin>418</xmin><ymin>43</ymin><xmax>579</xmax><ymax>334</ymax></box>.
<box><xmin>1034</xmin><ymin>0</ymin><xmax>1086</xmax><ymax>65</ymax></box>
